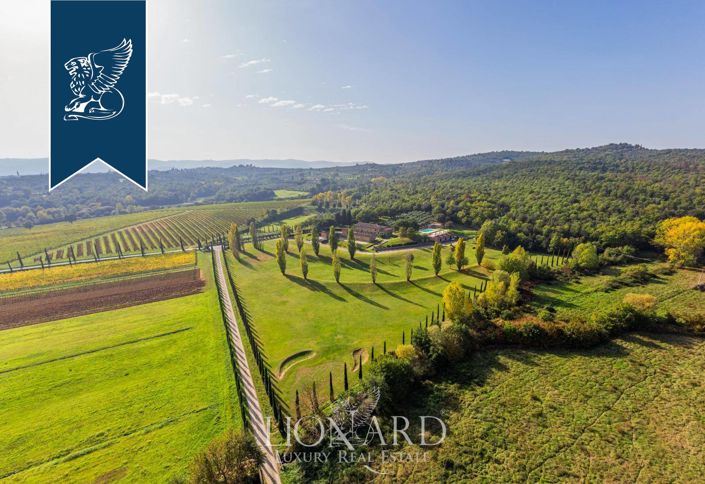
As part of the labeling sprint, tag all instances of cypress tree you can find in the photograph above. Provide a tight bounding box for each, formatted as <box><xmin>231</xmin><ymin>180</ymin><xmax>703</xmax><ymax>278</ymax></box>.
<box><xmin>280</xmin><ymin>224</ymin><xmax>289</xmax><ymax>252</ymax></box>
<box><xmin>275</xmin><ymin>239</ymin><xmax>287</xmax><ymax>275</ymax></box>
<box><xmin>329</xmin><ymin>372</ymin><xmax>334</xmax><ymax>402</ymax></box>
<box><xmin>228</xmin><ymin>223</ymin><xmax>240</xmax><ymax>260</ymax></box>
<box><xmin>295</xmin><ymin>224</ymin><xmax>304</xmax><ymax>253</ymax></box>
<box><xmin>329</xmin><ymin>226</ymin><xmax>338</xmax><ymax>252</ymax></box>
<box><xmin>250</xmin><ymin>221</ymin><xmax>258</xmax><ymax>250</ymax></box>
<box><xmin>405</xmin><ymin>252</ymin><xmax>414</xmax><ymax>281</ymax></box>
<box><xmin>432</xmin><ymin>241</ymin><xmax>442</xmax><ymax>276</ymax></box>
<box><xmin>455</xmin><ymin>237</ymin><xmax>467</xmax><ymax>270</ymax></box>
<box><xmin>343</xmin><ymin>363</ymin><xmax>349</xmax><ymax>391</ymax></box>
<box><xmin>402</xmin><ymin>330</ymin><xmax>405</xmax><ymax>344</ymax></box>
<box><xmin>475</xmin><ymin>232</ymin><xmax>485</xmax><ymax>266</ymax></box>
<box><xmin>332</xmin><ymin>252</ymin><xmax>341</xmax><ymax>283</ymax></box>
<box><xmin>300</xmin><ymin>246</ymin><xmax>309</xmax><ymax>280</ymax></box>
<box><xmin>295</xmin><ymin>390</ymin><xmax>301</xmax><ymax>420</ymax></box>
<box><xmin>371</xmin><ymin>346</ymin><xmax>375</xmax><ymax>361</ymax></box>
<box><xmin>383</xmin><ymin>340</ymin><xmax>387</xmax><ymax>354</ymax></box>
<box><xmin>311</xmin><ymin>225</ymin><xmax>320</xmax><ymax>256</ymax></box>
<box><xmin>347</xmin><ymin>227</ymin><xmax>356</xmax><ymax>260</ymax></box>
<box><xmin>358</xmin><ymin>355</ymin><xmax>363</xmax><ymax>380</ymax></box>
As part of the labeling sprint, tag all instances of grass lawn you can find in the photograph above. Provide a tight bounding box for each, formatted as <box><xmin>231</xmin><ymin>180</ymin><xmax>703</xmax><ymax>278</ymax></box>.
<box><xmin>0</xmin><ymin>256</ymin><xmax>240</xmax><ymax>483</ymax></box>
<box><xmin>384</xmin><ymin>332</ymin><xmax>705</xmax><ymax>482</ymax></box>
<box><xmin>274</xmin><ymin>189</ymin><xmax>309</xmax><ymax>199</ymax></box>
<box><xmin>226</xmin><ymin>241</ymin><xmax>503</xmax><ymax>407</ymax></box>
<box><xmin>532</xmin><ymin>263</ymin><xmax>705</xmax><ymax>319</ymax></box>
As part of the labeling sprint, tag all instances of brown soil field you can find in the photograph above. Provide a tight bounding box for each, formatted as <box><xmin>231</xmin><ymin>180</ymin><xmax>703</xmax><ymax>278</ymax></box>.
<box><xmin>0</xmin><ymin>269</ymin><xmax>204</xmax><ymax>330</ymax></box>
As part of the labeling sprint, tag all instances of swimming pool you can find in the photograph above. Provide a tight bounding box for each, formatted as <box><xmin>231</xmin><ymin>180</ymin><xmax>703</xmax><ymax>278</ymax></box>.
<box><xmin>419</xmin><ymin>228</ymin><xmax>436</xmax><ymax>234</ymax></box>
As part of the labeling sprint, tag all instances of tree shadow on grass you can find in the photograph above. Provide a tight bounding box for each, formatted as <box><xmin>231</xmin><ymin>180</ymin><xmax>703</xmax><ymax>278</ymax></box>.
<box><xmin>375</xmin><ymin>283</ymin><xmax>424</xmax><ymax>307</ymax></box>
<box><xmin>410</xmin><ymin>281</ymin><xmax>442</xmax><ymax>297</ymax></box>
<box><xmin>339</xmin><ymin>283</ymin><xmax>389</xmax><ymax>310</ymax></box>
<box><xmin>285</xmin><ymin>275</ymin><xmax>346</xmax><ymax>302</ymax></box>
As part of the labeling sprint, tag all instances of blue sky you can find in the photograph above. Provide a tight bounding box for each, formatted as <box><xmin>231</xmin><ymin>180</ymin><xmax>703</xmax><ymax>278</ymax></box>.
<box><xmin>1</xmin><ymin>0</ymin><xmax>704</xmax><ymax>162</ymax></box>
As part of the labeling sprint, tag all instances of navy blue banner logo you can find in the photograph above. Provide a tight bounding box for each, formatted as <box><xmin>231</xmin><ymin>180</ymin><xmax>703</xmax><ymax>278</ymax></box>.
<box><xmin>50</xmin><ymin>0</ymin><xmax>147</xmax><ymax>190</ymax></box>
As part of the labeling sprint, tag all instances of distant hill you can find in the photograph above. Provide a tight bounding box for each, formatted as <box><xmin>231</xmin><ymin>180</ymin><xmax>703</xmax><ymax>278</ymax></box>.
<box><xmin>0</xmin><ymin>158</ymin><xmax>360</xmax><ymax>176</ymax></box>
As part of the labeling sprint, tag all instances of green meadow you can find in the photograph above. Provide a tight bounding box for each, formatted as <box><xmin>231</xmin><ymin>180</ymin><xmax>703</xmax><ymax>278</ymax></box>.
<box><xmin>384</xmin><ymin>333</ymin><xmax>705</xmax><ymax>482</ymax></box>
<box><xmin>226</xmin><ymin>240</ymin><xmax>502</xmax><ymax>407</ymax></box>
<box><xmin>0</xmin><ymin>257</ymin><xmax>240</xmax><ymax>483</ymax></box>
<box><xmin>533</xmin><ymin>263</ymin><xmax>705</xmax><ymax>319</ymax></box>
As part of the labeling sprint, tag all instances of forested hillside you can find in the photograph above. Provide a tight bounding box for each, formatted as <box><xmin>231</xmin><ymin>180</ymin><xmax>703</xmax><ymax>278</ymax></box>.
<box><xmin>354</xmin><ymin>144</ymin><xmax>705</xmax><ymax>252</ymax></box>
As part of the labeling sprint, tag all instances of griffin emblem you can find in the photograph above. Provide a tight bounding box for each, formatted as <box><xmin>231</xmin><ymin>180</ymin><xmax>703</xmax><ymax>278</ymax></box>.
<box><xmin>63</xmin><ymin>39</ymin><xmax>133</xmax><ymax>121</ymax></box>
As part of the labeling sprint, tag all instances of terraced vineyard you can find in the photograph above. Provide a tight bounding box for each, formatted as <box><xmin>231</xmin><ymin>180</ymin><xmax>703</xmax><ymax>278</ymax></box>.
<box><xmin>8</xmin><ymin>200</ymin><xmax>308</xmax><ymax>266</ymax></box>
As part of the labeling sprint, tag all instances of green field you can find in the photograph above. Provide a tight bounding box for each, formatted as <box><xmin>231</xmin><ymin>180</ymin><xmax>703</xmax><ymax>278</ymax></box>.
<box><xmin>274</xmin><ymin>189</ymin><xmax>309</xmax><ymax>199</ymax></box>
<box><xmin>533</xmin><ymin>263</ymin><xmax>705</xmax><ymax>319</ymax></box>
<box><xmin>382</xmin><ymin>333</ymin><xmax>705</xmax><ymax>482</ymax></box>
<box><xmin>226</xmin><ymin>240</ymin><xmax>502</xmax><ymax>407</ymax></box>
<box><xmin>0</xmin><ymin>257</ymin><xmax>240</xmax><ymax>482</ymax></box>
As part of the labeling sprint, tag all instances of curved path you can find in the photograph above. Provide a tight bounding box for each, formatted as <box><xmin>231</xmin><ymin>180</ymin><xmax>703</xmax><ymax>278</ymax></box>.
<box><xmin>213</xmin><ymin>246</ymin><xmax>281</xmax><ymax>484</ymax></box>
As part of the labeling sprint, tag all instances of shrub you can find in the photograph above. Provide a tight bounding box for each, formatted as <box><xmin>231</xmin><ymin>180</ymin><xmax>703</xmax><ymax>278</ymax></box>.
<box><xmin>622</xmin><ymin>293</ymin><xmax>656</xmax><ymax>312</ymax></box>
<box><xmin>537</xmin><ymin>308</ymin><xmax>555</xmax><ymax>322</ymax></box>
<box><xmin>570</xmin><ymin>243</ymin><xmax>600</xmax><ymax>272</ymax></box>
<box><xmin>395</xmin><ymin>344</ymin><xmax>417</xmax><ymax>360</ymax></box>
<box><xmin>190</xmin><ymin>431</ymin><xmax>262</xmax><ymax>484</ymax></box>
<box><xmin>599</xmin><ymin>245</ymin><xmax>636</xmax><ymax>265</ymax></box>
<box><xmin>365</xmin><ymin>355</ymin><xmax>415</xmax><ymax>413</ymax></box>
<box><xmin>563</xmin><ymin>318</ymin><xmax>609</xmax><ymax>347</ymax></box>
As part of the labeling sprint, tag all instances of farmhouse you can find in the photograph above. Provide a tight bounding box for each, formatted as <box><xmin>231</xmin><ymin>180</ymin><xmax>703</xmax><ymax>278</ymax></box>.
<box><xmin>427</xmin><ymin>229</ymin><xmax>453</xmax><ymax>243</ymax></box>
<box><xmin>341</xmin><ymin>222</ymin><xmax>393</xmax><ymax>243</ymax></box>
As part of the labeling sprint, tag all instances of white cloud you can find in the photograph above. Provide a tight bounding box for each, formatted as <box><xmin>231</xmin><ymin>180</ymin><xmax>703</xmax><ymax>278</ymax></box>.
<box><xmin>292</xmin><ymin>103</ymin><xmax>306</xmax><ymax>109</ymax></box>
<box><xmin>341</xmin><ymin>85</ymin><xmax>352</xmax><ymax>89</ymax></box>
<box><xmin>239</xmin><ymin>57</ymin><xmax>271</xmax><ymax>69</ymax></box>
<box><xmin>308</xmin><ymin>104</ymin><xmax>326</xmax><ymax>112</ymax></box>
<box><xmin>182</xmin><ymin>38</ymin><xmax>190</xmax><ymax>43</ymax></box>
<box><xmin>257</xmin><ymin>68</ymin><xmax>273</xmax><ymax>74</ymax></box>
<box><xmin>245</xmin><ymin>94</ymin><xmax>258</xmax><ymax>99</ymax></box>
<box><xmin>258</xmin><ymin>96</ymin><xmax>278</xmax><ymax>104</ymax></box>
<box><xmin>149</xmin><ymin>92</ymin><xmax>196</xmax><ymax>107</ymax></box>
<box><xmin>271</xmin><ymin>100</ymin><xmax>296</xmax><ymax>107</ymax></box>
<box><xmin>222</xmin><ymin>53</ymin><xmax>241</xmax><ymax>59</ymax></box>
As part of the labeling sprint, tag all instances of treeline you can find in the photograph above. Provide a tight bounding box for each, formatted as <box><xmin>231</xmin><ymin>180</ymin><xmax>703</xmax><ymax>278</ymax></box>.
<box><xmin>354</xmin><ymin>144</ymin><xmax>705</xmax><ymax>252</ymax></box>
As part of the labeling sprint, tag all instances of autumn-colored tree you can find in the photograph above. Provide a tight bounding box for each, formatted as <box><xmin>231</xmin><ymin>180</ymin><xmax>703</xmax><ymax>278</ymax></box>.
<box><xmin>295</xmin><ymin>225</ymin><xmax>304</xmax><ymax>253</ymax></box>
<box><xmin>497</xmin><ymin>246</ymin><xmax>532</xmax><ymax>280</ymax></box>
<box><xmin>432</xmin><ymin>242</ymin><xmax>442</xmax><ymax>276</ymax></box>
<box><xmin>347</xmin><ymin>228</ymin><xmax>356</xmax><ymax>260</ymax></box>
<box><xmin>275</xmin><ymin>239</ymin><xmax>286</xmax><ymax>275</ymax></box>
<box><xmin>443</xmin><ymin>281</ymin><xmax>467</xmax><ymax>321</ymax></box>
<box><xmin>655</xmin><ymin>216</ymin><xmax>705</xmax><ymax>266</ymax></box>
<box><xmin>475</xmin><ymin>232</ymin><xmax>485</xmax><ymax>265</ymax></box>
<box><xmin>455</xmin><ymin>238</ymin><xmax>468</xmax><ymax>271</ymax></box>
<box><xmin>370</xmin><ymin>252</ymin><xmax>377</xmax><ymax>284</ymax></box>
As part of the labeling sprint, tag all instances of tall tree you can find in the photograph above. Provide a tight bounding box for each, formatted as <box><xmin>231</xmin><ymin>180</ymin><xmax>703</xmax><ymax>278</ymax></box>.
<box><xmin>370</xmin><ymin>252</ymin><xmax>377</xmax><ymax>284</ymax></box>
<box><xmin>455</xmin><ymin>238</ymin><xmax>468</xmax><ymax>271</ymax></box>
<box><xmin>432</xmin><ymin>242</ymin><xmax>442</xmax><ymax>276</ymax></box>
<box><xmin>310</xmin><ymin>225</ymin><xmax>320</xmax><ymax>256</ymax></box>
<box><xmin>475</xmin><ymin>232</ymin><xmax>485</xmax><ymax>266</ymax></box>
<box><xmin>249</xmin><ymin>221</ymin><xmax>258</xmax><ymax>250</ymax></box>
<box><xmin>347</xmin><ymin>227</ymin><xmax>357</xmax><ymax>260</ymax></box>
<box><xmin>443</xmin><ymin>281</ymin><xmax>468</xmax><ymax>322</ymax></box>
<box><xmin>275</xmin><ymin>239</ymin><xmax>286</xmax><ymax>275</ymax></box>
<box><xmin>329</xmin><ymin>372</ymin><xmax>334</xmax><ymax>402</ymax></box>
<box><xmin>300</xmin><ymin>246</ymin><xmax>309</xmax><ymax>280</ymax></box>
<box><xmin>655</xmin><ymin>216</ymin><xmax>705</xmax><ymax>266</ymax></box>
<box><xmin>280</xmin><ymin>224</ymin><xmax>289</xmax><ymax>252</ymax></box>
<box><xmin>329</xmin><ymin>226</ymin><xmax>338</xmax><ymax>253</ymax></box>
<box><xmin>405</xmin><ymin>252</ymin><xmax>414</xmax><ymax>281</ymax></box>
<box><xmin>228</xmin><ymin>223</ymin><xmax>240</xmax><ymax>260</ymax></box>
<box><xmin>295</xmin><ymin>224</ymin><xmax>304</xmax><ymax>253</ymax></box>
<box><xmin>332</xmin><ymin>252</ymin><xmax>341</xmax><ymax>283</ymax></box>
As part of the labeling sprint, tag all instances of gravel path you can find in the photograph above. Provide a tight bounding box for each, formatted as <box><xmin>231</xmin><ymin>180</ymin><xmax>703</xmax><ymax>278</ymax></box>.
<box><xmin>213</xmin><ymin>246</ymin><xmax>281</xmax><ymax>484</ymax></box>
